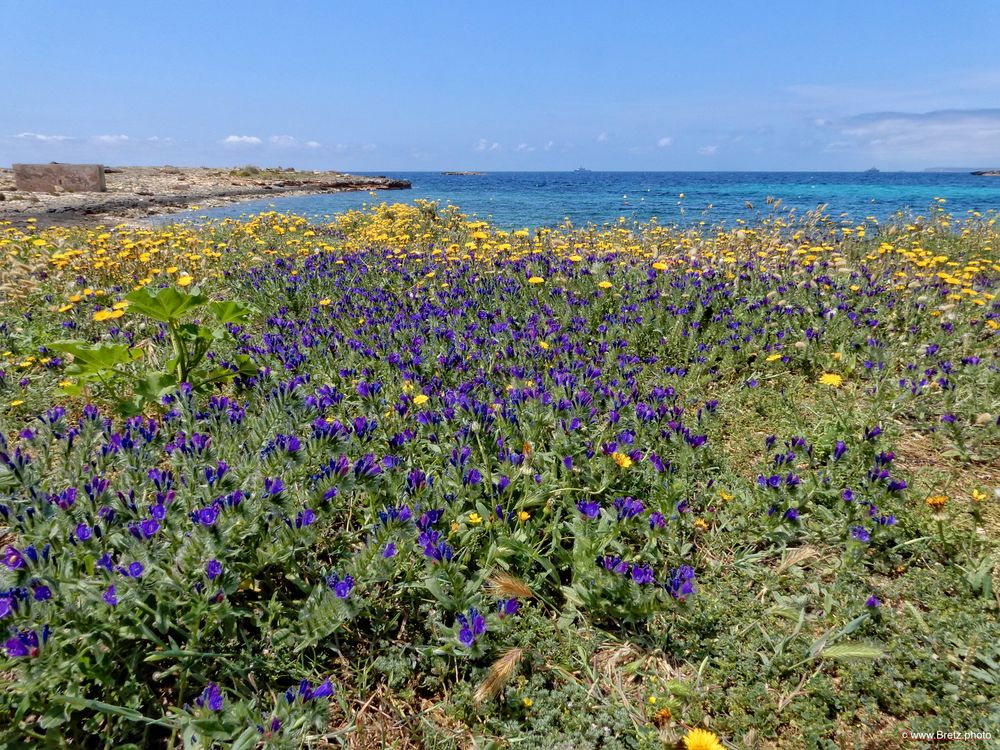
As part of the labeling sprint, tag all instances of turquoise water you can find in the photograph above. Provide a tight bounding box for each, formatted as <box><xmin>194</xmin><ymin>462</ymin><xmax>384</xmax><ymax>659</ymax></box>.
<box><xmin>161</xmin><ymin>171</ymin><xmax>1000</xmax><ymax>228</ymax></box>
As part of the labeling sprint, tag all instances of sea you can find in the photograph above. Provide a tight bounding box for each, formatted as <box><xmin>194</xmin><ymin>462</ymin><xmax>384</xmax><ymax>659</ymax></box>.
<box><xmin>161</xmin><ymin>171</ymin><xmax>1000</xmax><ymax>229</ymax></box>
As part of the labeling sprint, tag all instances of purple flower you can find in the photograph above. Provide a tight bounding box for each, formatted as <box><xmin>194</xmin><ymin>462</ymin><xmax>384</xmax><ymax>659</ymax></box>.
<box><xmin>783</xmin><ymin>508</ymin><xmax>800</xmax><ymax>522</ymax></box>
<box><xmin>127</xmin><ymin>561</ymin><xmax>144</xmax><ymax>578</ymax></box>
<box><xmin>3</xmin><ymin>546</ymin><xmax>26</xmax><ymax>570</ymax></box>
<box><xmin>665</xmin><ymin>565</ymin><xmax>696</xmax><ymax>600</ymax></box>
<box><xmin>312</xmin><ymin>678</ymin><xmax>334</xmax><ymax>699</ymax></box>
<box><xmin>139</xmin><ymin>518</ymin><xmax>160</xmax><ymax>538</ymax></box>
<box><xmin>577</xmin><ymin>500</ymin><xmax>601</xmax><ymax>519</ymax></box>
<box><xmin>33</xmin><ymin>584</ymin><xmax>51</xmax><ymax>602</ymax></box>
<box><xmin>613</xmin><ymin>496</ymin><xmax>644</xmax><ymax>521</ymax></box>
<box><xmin>382</xmin><ymin>542</ymin><xmax>397</xmax><ymax>558</ymax></box>
<box><xmin>196</xmin><ymin>682</ymin><xmax>223</xmax><ymax>712</ymax></box>
<box><xmin>3</xmin><ymin>629</ymin><xmax>40</xmax><ymax>658</ymax></box>
<box><xmin>103</xmin><ymin>585</ymin><xmax>118</xmax><ymax>606</ymax></box>
<box><xmin>865</xmin><ymin>596</ymin><xmax>880</xmax><ymax>608</ymax></box>
<box><xmin>850</xmin><ymin>526</ymin><xmax>871</xmax><ymax>543</ymax></box>
<box><xmin>498</xmin><ymin>598</ymin><xmax>520</xmax><ymax>618</ymax></box>
<box><xmin>327</xmin><ymin>573</ymin><xmax>354</xmax><ymax>599</ymax></box>
<box><xmin>206</xmin><ymin>560</ymin><xmax>222</xmax><ymax>580</ymax></box>
<box><xmin>456</xmin><ymin>607</ymin><xmax>486</xmax><ymax>647</ymax></box>
<box><xmin>0</xmin><ymin>596</ymin><xmax>14</xmax><ymax>619</ymax></box>
<box><xmin>649</xmin><ymin>512</ymin><xmax>666</xmax><ymax>529</ymax></box>
<box><xmin>75</xmin><ymin>523</ymin><xmax>92</xmax><ymax>542</ymax></box>
<box><xmin>833</xmin><ymin>441</ymin><xmax>847</xmax><ymax>462</ymax></box>
<box><xmin>196</xmin><ymin>505</ymin><xmax>219</xmax><ymax>526</ymax></box>
<box><xmin>630</xmin><ymin>563</ymin><xmax>655</xmax><ymax>585</ymax></box>
<box><xmin>263</xmin><ymin>476</ymin><xmax>285</xmax><ymax>496</ymax></box>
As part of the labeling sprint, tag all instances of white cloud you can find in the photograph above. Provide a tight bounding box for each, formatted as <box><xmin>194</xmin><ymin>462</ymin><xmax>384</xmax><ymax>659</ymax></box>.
<box><xmin>474</xmin><ymin>138</ymin><xmax>501</xmax><ymax>152</ymax></box>
<box><xmin>596</xmin><ymin>132</ymin><xmax>609</xmax><ymax>142</ymax></box>
<box><xmin>698</xmin><ymin>145</ymin><xmax>718</xmax><ymax>155</ymax></box>
<box><xmin>13</xmin><ymin>132</ymin><xmax>74</xmax><ymax>142</ymax></box>
<box><xmin>544</xmin><ymin>140</ymin><xmax>555</xmax><ymax>151</ymax></box>
<box><xmin>221</xmin><ymin>134</ymin><xmax>262</xmax><ymax>145</ymax></box>
<box><xmin>91</xmin><ymin>134</ymin><xmax>129</xmax><ymax>144</ymax></box>
<box><xmin>360</xmin><ymin>143</ymin><xmax>376</xmax><ymax>151</ymax></box>
<box><xmin>147</xmin><ymin>136</ymin><xmax>174</xmax><ymax>144</ymax></box>
<box><xmin>824</xmin><ymin>109</ymin><xmax>1000</xmax><ymax>161</ymax></box>
<box><xmin>515</xmin><ymin>143</ymin><xmax>534</xmax><ymax>153</ymax></box>
<box><xmin>657</xmin><ymin>136</ymin><xmax>673</xmax><ymax>148</ymax></box>
<box><xmin>305</xmin><ymin>140</ymin><xmax>322</xmax><ymax>149</ymax></box>
<box><xmin>269</xmin><ymin>134</ymin><xmax>298</xmax><ymax>147</ymax></box>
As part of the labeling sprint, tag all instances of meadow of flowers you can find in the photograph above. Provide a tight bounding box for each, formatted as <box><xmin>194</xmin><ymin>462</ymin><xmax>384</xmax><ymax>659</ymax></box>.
<box><xmin>0</xmin><ymin>201</ymin><xmax>998</xmax><ymax>748</ymax></box>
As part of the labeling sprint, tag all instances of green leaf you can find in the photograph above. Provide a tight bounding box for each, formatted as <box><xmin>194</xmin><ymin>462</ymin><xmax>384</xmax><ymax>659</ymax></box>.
<box><xmin>818</xmin><ymin>643</ymin><xmax>885</xmax><ymax>661</ymax></box>
<box><xmin>49</xmin><ymin>340</ymin><xmax>142</xmax><ymax>370</ymax></box>
<box><xmin>210</xmin><ymin>299</ymin><xmax>255</xmax><ymax>325</ymax></box>
<box><xmin>125</xmin><ymin>286</ymin><xmax>208</xmax><ymax>323</ymax></box>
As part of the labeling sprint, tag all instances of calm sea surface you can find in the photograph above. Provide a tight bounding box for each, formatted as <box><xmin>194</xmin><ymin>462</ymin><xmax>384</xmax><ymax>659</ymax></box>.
<box><xmin>161</xmin><ymin>171</ymin><xmax>1000</xmax><ymax>228</ymax></box>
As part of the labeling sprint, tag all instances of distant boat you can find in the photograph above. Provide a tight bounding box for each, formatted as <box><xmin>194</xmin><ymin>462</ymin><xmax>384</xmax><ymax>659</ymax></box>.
<box><xmin>864</xmin><ymin>167</ymin><xmax>880</xmax><ymax>173</ymax></box>
<box><xmin>574</xmin><ymin>167</ymin><xmax>591</xmax><ymax>172</ymax></box>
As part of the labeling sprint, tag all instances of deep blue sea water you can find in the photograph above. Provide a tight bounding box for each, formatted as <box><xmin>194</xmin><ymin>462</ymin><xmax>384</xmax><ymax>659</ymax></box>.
<box><xmin>161</xmin><ymin>171</ymin><xmax>1000</xmax><ymax>229</ymax></box>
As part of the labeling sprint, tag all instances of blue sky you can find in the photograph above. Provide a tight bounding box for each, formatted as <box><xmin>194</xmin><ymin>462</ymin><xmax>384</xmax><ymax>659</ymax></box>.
<box><xmin>3</xmin><ymin>0</ymin><xmax>999</xmax><ymax>171</ymax></box>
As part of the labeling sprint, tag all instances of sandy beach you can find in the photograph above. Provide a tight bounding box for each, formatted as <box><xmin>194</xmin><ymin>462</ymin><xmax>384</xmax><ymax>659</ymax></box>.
<box><xmin>0</xmin><ymin>165</ymin><xmax>410</xmax><ymax>228</ymax></box>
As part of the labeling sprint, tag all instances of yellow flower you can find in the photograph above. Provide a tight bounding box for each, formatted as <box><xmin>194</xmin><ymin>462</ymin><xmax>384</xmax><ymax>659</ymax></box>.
<box><xmin>597</xmin><ymin>281</ymin><xmax>613</xmax><ymax>289</ymax></box>
<box><xmin>9</xmin><ymin>400</ymin><xmax>24</xmax><ymax>407</ymax></box>
<box><xmin>412</xmin><ymin>394</ymin><xmax>429</xmax><ymax>406</ymax></box>
<box><xmin>318</xmin><ymin>298</ymin><xmax>331</xmax><ymax>306</ymax></box>
<box><xmin>652</xmin><ymin>261</ymin><xmax>668</xmax><ymax>271</ymax></box>
<box><xmin>719</xmin><ymin>491</ymin><xmax>734</xmax><ymax>502</ymax></box>
<box><xmin>517</xmin><ymin>510</ymin><xmax>531</xmax><ymax>522</ymax></box>
<box><xmin>93</xmin><ymin>309</ymin><xmax>125</xmax><ymax>321</ymax></box>
<box><xmin>684</xmin><ymin>728</ymin><xmax>725</xmax><ymax>750</ymax></box>
<box><xmin>522</xmin><ymin>697</ymin><xmax>533</xmax><ymax>708</ymax></box>
<box><xmin>538</xmin><ymin>341</ymin><xmax>550</xmax><ymax>350</ymax></box>
<box><xmin>58</xmin><ymin>304</ymin><xmax>74</xmax><ymax>313</ymax></box>
<box><xmin>971</xmin><ymin>489</ymin><xmax>987</xmax><ymax>503</ymax></box>
<box><xmin>568</xmin><ymin>254</ymin><xmax>583</xmax><ymax>262</ymax></box>
<box><xmin>926</xmin><ymin>494</ymin><xmax>947</xmax><ymax>510</ymax></box>
<box><xmin>469</xmin><ymin>513</ymin><xmax>483</xmax><ymax>525</ymax></box>
<box><xmin>112</xmin><ymin>301</ymin><xmax>129</xmax><ymax>310</ymax></box>
<box><xmin>176</xmin><ymin>275</ymin><xmax>194</xmax><ymax>287</ymax></box>
<box><xmin>818</xmin><ymin>372</ymin><xmax>843</xmax><ymax>388</ymax></box>
<box><xmin>450</xmin><ymin>521</ymin><xmax>460</xmax><ymax>534</ymax></box>
<box><xmin>612</xmin><ymin>451</ymin><xmax>633</xmax><ymax>469</ymax></box>
<box><xmin>527</xmin><ymin>276</ymin><xmax>545</xmax><ymax>284</ymax></box>
<box><xmin>693</xmin><ymin>518</ymin><xmax>709</xmax><ymax>532</ymax></box>
<box><xmin>766</xmin><ymin>353</ymin><xmax>782</xmax><ymax>362</ymax></box>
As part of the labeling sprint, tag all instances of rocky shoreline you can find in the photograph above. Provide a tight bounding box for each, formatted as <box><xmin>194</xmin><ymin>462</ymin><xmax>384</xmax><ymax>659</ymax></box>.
<box><xmin>0</xmin><ymin>166</ymin><xmax>410</xmax><ymax>228</ymax></box>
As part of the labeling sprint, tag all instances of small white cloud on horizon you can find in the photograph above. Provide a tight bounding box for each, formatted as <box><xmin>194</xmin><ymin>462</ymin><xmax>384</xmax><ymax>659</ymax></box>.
<box><xmin>147</xmin><ymin>136</ymin><xmax>173</xmax><ymax>144</ymax></box>
<box><xmin>657</xmin><ymin>136</ymin><xmax>673</xmax><ymax>148</ymax></box>
<box><xmin>269</xmin><ymin>135</ymin><xmax>324</xmax><ymax>148</ymax></box>
<box><xmin>597</xmin><ymin>132</ymin><xmax>609</xmax><ymax>142</ymax></box>
<box><xmin>543</xmin><ymin>140</ymin><xmax>555</xmax><ymax>151</ymax></box>
<box><xmin>474</xmin><ymin>138</ymin><xmax>502</xmax><ymax>152</ymax></box>
<box><xmin>360</xmin><ymin>143</ymin><xmax>376</xmax><ymax>151</ymax></box>
<box><xmin>91</xmin><ymin>134</ymin><xmax>129</xmax><ymax>144</ymax></box>
<box><xmin>515</xmin><ymin>143</ymin><xmax>534</xmax><ymax>153</ymax></box>
<box><xmin>221</xmin><ymin>135</ymin><xmax>262</xmax><ymax>145</ymax></box>
<box><xmin>698</xmin><ymin>145</ymin><xmax>719</xmax><ymax>155</ymax></box>
<box><xmin>13</xmin><ymin>132</ymin><xmax>74</xmax><ymax>142</ymax></box>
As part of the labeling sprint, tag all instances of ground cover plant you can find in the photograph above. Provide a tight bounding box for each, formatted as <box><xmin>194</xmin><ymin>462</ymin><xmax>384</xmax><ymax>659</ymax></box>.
<box><xmin>0</xmin><ymin>201</ymin><xmax>998</xmax><ymax>749</ymax></box>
